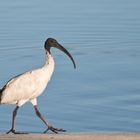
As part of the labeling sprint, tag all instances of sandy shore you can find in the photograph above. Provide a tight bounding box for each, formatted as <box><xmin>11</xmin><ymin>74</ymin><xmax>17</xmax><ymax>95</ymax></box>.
<box><xmin>0</xmin><ymin>134</ymin><xmax>140</xmax><ymax>140</ymax></box>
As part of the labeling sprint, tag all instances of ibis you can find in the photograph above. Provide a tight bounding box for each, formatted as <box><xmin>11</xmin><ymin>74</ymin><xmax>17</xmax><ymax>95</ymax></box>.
<box><xmin>0</xmin><ymin>38</ymin><xmax>76</xmax><ymax>134</ymax></box>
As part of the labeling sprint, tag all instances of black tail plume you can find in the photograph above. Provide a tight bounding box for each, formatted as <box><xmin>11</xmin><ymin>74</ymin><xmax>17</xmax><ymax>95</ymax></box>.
<box><xmin>0</xmin><ymin>89</ymin><xmax>2</xmax><ymax>103</ymax></box>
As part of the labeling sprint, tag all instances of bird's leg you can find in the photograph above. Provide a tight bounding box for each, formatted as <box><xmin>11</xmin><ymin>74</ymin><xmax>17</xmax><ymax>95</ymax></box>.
<box><xmin>7</xmin><ymin>106</ymin><xmax>19</xmax><ymax>134</ymax></box>
<box><xmin>7</xmin><ymin>106</ymin><xmax>27</xmax><ymax>134</ymax></box>
<box><xmin>34</xmin><ymin>105</ymin><xmax>66</xmax><ymax>134</ymax></box>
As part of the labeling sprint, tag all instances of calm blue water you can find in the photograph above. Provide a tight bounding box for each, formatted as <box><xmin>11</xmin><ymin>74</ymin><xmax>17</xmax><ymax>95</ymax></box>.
<box><xmin>0</xmin><ymin>0</ymin><xmax>140</xmax><ymax>134</ymax></box>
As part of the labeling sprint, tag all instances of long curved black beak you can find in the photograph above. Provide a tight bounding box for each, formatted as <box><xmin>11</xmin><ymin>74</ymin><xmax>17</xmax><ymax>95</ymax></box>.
<box><xmin>55</xmin><ymin>43</ymin><xmax>76</xmax><ymax>69</ymax></box>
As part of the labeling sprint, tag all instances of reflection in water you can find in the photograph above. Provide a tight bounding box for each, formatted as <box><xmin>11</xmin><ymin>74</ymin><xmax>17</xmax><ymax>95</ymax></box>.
<box><xmin>0</xmin><ymin>0</ymin><xmax>140</xmax><ymax>133</ymax></box>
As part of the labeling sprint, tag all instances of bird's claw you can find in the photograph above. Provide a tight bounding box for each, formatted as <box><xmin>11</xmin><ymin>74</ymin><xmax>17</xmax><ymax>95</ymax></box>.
<box><xmin>6</xmin><ymin>129</ymin><xmax>28</xmax><ymax>134</ymax></box>
<box><xmin>44</xmin><ymin>125</ymin><xmax>66</xmax><ymax>134</ymax></box>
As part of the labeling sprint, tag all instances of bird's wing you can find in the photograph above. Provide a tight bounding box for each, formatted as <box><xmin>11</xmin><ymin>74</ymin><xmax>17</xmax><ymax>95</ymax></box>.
<box><xmin>1</xmin><ymin>70</ymin><xmax>40</xmax><ymax>104</ymax></box>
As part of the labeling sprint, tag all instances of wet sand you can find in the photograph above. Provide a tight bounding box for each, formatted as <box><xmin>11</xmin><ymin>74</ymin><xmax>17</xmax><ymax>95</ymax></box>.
<box><xmin>0</xmin><ymin>134</ymin><xmax>140</xmax><ymax>140</ymax></box>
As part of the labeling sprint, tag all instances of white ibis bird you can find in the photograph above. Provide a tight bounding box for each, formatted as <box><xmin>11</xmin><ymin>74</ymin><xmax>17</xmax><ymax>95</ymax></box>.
<box><xmin>0</xmin><ymin>38</ymin><xmax>76</xmax><ymax>134</ymax></box>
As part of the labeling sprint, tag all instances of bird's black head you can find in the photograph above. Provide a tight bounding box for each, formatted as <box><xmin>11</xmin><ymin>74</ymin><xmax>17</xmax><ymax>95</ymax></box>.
<box><xmin>44</xmin><ymin>38</ymin><xmax>76</xmax><ymax>69</ymax></box>
<box><xmin>44</xmin><ymin>38</ymin><xmax>57</xmax><ymax>51</ymax></box>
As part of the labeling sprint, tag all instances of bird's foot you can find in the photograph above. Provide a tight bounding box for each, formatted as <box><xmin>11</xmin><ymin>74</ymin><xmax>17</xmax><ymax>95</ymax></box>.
<box><xmin>6</xmin><ymin>129</ymin><xmax>28</xmax><ymax>134</ymax></box>
<box><xmin>44</xmin><ymin>125</ymin><xmax>66</xmax><ymax>134</ymax></box>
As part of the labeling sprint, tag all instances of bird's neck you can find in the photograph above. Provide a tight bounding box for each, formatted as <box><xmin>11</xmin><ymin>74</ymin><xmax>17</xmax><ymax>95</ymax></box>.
<box><xmin>39</xmin><ymin>51</ymin><xmax>55</xmax><ymax>83</ymax></box>
<box><xmin>44</xmin><ymin>51</ymin><xmax>54</xmax><ymax>67</ymax></box>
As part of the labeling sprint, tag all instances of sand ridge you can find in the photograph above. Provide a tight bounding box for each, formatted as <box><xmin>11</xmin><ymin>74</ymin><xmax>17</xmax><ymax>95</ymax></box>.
<box><xmin>0</xmin><ymin>134</ymin><xmax>140</xmax><ymax>140</ymax></box>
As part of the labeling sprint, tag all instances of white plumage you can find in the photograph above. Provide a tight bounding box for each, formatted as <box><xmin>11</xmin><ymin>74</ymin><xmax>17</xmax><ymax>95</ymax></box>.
<box><xmin>0</xmin><ymin>38</ymin><xmax>76</xmax><ymax>134</ymax></box>
<box><xmin>1</xmin><ymin>53</ymin><xmax>54</xmax><ymax>106</ymax></box>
